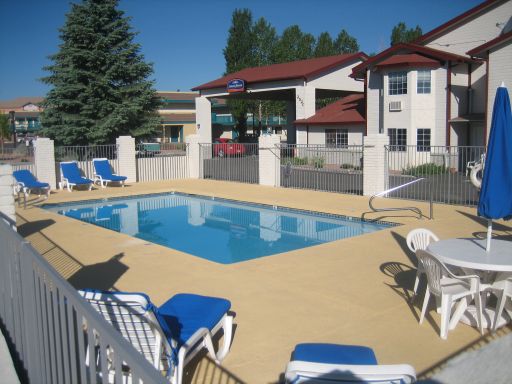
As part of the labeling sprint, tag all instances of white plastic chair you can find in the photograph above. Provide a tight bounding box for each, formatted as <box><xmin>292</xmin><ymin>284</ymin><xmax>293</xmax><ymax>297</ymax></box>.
<box><xmin>416</xmin><ymin>249</ymin><xmax>483</xmax><ymax>339</ymax></box>
<box><xmin>491</xmin><ymin>275</ymin><xmax>512</xmax><ymax>331</ymax></box>
<box><xmin>406</xmin><ymin>228</ymin><xmax>439</xmax><ymax>297</ymax></box>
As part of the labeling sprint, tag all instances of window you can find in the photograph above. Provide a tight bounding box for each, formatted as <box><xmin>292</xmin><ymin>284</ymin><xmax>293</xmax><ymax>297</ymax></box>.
<box><xmin>388</xmin><ymin>128</ymin><xmax>407</xmax><ymax>151</ymax></box>
<box><xmin>325</xmin><ymin>129</ymin><xmax>348</xmax><ymax>148</ymax></box>
<box><xmin>417</xmin><ymin>70</ymin><xmax>431</xmax><ymax>94</ymax></box>
<box><xmin>389</xmin><ymin>71</ymin><xmax>407</xmax><ymax>95</ymax></box>
<box><xmin>417</xmin><ymin>129</ymin><xmax>431</xmax><ymax>152</ymax></box>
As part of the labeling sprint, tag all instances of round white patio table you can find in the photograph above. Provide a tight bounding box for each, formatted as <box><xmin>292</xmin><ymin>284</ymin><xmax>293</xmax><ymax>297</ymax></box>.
<box><xmin>427</xmin><ymin>238</ymin><xmax>512</xmax><ymax>329</ymax></box>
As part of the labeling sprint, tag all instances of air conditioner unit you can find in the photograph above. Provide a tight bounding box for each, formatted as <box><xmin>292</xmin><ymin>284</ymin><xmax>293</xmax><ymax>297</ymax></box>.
<box><xmin>389</xmin><ymin>101</ymin><xmax>402</xmax><ymax>112</ymax></box>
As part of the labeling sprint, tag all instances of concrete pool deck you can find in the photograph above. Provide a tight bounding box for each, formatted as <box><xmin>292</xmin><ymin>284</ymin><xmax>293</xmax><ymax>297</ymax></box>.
<box><xmin>15</xmin><ymin>179</ymin><xmax>512</xmax><ymax>383</ymax></box>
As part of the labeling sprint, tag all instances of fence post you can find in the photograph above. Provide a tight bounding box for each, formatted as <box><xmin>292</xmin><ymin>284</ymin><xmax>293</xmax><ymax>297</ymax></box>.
<box><xmin>363</xmin><ymin>134</ymin><xmax>389</xmax><ymax>196</ymax></box>
<box><xmin>34</xmin><ymin>138</ymin><xmax>57</xmax><ymax>189</ymax></box>
<box><xmin>0</xmin><ymin>164</ymin><xmax>16</xmax><ymax>224</ymax></box>
<box><xmin>259</xmin><ymin>134</ymin><xmax>281</xmax><ymax>187</ymax></box>
<box><xmin>116</xmin><ymin>136</ymin><xmax>136</xmax><ymax>183</ymax></box>
<box><xmin>186</xmin><ymin>134</ymin><xmax>201</xmax><ymax>179</ymax></box>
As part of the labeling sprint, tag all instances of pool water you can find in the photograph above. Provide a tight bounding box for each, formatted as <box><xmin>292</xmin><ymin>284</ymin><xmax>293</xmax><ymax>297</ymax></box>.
<box><xmin>43</xmin><ymin>193</ymin><xmax>395</xmax><ymax>264</ymax></box>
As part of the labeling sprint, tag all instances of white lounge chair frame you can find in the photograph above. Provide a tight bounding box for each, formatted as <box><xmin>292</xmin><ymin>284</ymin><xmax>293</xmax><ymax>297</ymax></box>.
<box><xmin>79</xmin><ymin>290</ymin><xmax>233</xmax><ymax>384</ymax></box>
<box><xmin>59</xmin><ymin>161</ymin><xmax>93</xmax><ymax>192</ymax></box>
<box><xmin>285</xmin><ymin>361</ymin><xmax>416</xmax><ymax>383</ymax></box>
<box><xmin>93</xmin><ymin>158</ymin><xmax>125</xmax><ymax>188</ymax></box>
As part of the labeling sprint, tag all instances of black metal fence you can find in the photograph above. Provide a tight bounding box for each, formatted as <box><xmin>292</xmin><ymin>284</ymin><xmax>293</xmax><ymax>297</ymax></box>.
<box><xmin>385</xmin><ymin>145</ymin><xmax>485</xmax><ymax>206</ymax></box>
<box><xmin>199</xmin><ymin>143</ymin><xmax>259</xmax><ymax>184</ymax></box>
<box><xmin>278</xmin><ymin>144</ymin><xmax>364</xmax><ymax>195</ymax></box>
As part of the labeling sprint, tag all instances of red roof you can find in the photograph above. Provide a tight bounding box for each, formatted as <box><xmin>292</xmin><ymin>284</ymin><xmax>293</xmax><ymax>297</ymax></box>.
<box><xmin>192</xmin><ymin>53</ymin><xmax>367</xmax><ymax>91</ymax></box>
<box><xmin>375</xmin><ymin>54</ymin><xmax>442</xmax><ymax>69</ymax></box>
<box><xmin>467</xmin><ymin>30</ymin><xmax>512</xmax><ymax>57</ymax></box>
<box><xmin>415</xmin><ymin>0</ymin><xmax>505</xmax><ymax>44</ymax></box>
<box><xmin>351</xmin><ymin>43</ymin><xmax>477</xmax><ymax>79</ymax></box>
<box><xmin>294</xmin><ymin>94</ymin><xmax>365</xmax><ymax>125</ymax></box>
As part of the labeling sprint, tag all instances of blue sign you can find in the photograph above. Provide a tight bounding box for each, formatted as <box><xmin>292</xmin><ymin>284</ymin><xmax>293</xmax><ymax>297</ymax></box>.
<box><xmin>227</xmin><ymin>79</ymin><xmax>245</xmax><ymax>93</ymax></box>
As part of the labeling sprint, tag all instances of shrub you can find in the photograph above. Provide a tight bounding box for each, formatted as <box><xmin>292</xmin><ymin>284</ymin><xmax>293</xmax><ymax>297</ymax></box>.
<box><xmin>402</xmin><ymin>163</ymin><xmax>447</xmax><ymax>176</ymax></box>
<box><xmin>290</xmin><ymin>156</ymin><xmax>308</xmax><ymax>166</ymax></box>
<box><xmin>311</xmin><ymin>156</ymin><xmax>325</xmax><ymax>169</ymax></box>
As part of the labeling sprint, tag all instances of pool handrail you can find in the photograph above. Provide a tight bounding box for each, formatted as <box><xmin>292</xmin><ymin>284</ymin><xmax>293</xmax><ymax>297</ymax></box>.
<box><xmin>364</xmin><ymin>178</ymin><xmax>433</xmax><ymax>220</ymax></box>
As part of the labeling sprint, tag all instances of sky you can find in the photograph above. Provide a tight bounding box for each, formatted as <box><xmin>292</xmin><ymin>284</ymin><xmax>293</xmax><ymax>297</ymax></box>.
<box><xmin>0</xmin><ymin>0</ymin><xmax>483</xmax><ymax>100</ymax></box>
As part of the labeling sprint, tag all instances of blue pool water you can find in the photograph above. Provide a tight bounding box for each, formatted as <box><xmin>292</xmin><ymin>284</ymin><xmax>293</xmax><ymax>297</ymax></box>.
<box><xmin>43</xmin><ymin>193</ymin><xmax>395</xmax><ymax>264</ymax></box>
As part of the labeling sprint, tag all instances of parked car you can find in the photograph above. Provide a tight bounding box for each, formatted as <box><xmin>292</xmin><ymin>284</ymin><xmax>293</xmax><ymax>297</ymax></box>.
<box><xmin>213</xmin><ymin>138</ymin><xmax>246</xmax><ymax>157</ymax></box>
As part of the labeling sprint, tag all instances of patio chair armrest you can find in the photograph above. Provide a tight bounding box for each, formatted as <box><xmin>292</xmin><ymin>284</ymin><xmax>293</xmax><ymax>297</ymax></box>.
<box><xmin>180</xmin><ymin>327</ymin><xmax>211</xmax><ymax>352</ymax></box>
<box><xmin>285</xmin><ymin>361</ymin><xmax>416</xmax><ymax>383</ymax></box>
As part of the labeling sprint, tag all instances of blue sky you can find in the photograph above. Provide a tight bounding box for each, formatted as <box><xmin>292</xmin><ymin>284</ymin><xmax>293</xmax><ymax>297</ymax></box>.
<box><xmin>0</xmin><ymin>0</ymin><xmax>482</xmax><ymax>100</ymax></box>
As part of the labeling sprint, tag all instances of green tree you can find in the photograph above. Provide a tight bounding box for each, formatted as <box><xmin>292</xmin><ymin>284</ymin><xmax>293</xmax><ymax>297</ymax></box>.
<box><xmin>252</xmin><ymin>17</ymin><xmax>277</xmax><ymax>67</ymax></box>
<box><xmin>314</xmin><ymin>32</ymin><xmax>335</xmax><ymax>57</ymax></box>
<box><xmin>40</xmin><ymin>0</ymin><xmax>160</xmax><ymax>145</ymax></box>
<box><xmin>0</xmin><ymin>113</ymin><xmax>10</xmax><ymax>153</ymax></box>
<box><xmin>273</xmin><ymin>25</ymin><xmax>315</xmax><ymax>63</ymax></box>
<box><xmin>223</xmin><ymin>9</ymin><xmax>255</xmax><ymax>140</ymax></box>
<box><xmin>334</xmin><ymin>29</ymin><xmax>359</xmax><ymax>54</ymax></box>
<box><xmin>390</xmin><ymin>22</ymin><xmax>423</xmax><ymax>45</ymax></box>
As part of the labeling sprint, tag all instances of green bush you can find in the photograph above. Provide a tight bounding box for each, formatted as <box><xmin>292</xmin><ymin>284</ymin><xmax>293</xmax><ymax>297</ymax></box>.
<box><xmin>311</xmin><ymin>156</ymin><xmax>325</xmax><ymax>169</ymax></box>
<box><xmin>290</xmin><ymin>156</ymin><xmax>308</xmax><ymax>166</ymax></box>
<box><xmin>402</xmin><ymin>163</ymin><xmax>447</xmax><ymax>176</ymax></box>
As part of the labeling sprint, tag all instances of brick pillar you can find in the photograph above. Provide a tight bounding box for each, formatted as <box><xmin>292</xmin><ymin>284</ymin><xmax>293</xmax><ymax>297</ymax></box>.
<box><xmin>363</xmin><ymin>134</ymin><xmax>389</xmax><ymax>196</ymax></box>
<box><xmin>34</xmin><ymin>138</ymin><xmax>57</xmax><ymax>189</ymax></box>
<box><xmin>259</xmin><ymin>134</ymin><xmax>281</xmax><ymax>187</ymax></box>
<box><xmin>116</xmin><ymin>136</ymin><xmax>136</xmax><ymax>183</ymax></box>
<box><xmin>0</xmin><ymin>164</ymin><xmax>16</xmax><ymax>224</ymax></box>
<box><xmin>186</xmin><ymin>134</ymin><xmax>201</xmax><ymax>179</ymax></box>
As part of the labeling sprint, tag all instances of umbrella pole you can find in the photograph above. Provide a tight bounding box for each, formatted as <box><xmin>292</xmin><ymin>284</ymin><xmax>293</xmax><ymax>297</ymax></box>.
<box><xmin>486</xmin><ymin>219</ymin><xmax>493</xmax><ymax>252</ymax></box>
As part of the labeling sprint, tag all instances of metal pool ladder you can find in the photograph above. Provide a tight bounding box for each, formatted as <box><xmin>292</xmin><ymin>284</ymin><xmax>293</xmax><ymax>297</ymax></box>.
<box><xmin>365</xmin><ymin>178</ymin><xmax>433</xmax><ymax>220</ymax></box>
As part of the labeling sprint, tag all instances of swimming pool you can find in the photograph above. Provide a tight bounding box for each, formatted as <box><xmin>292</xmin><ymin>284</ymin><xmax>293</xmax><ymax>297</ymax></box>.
<box><xmin>43</xmin><ymin>193</ymin><xmax>396</xmax><ymax>264</ymax></box>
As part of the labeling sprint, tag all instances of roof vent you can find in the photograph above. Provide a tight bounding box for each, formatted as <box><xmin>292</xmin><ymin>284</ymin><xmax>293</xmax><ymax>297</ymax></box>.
<box><xmin>389</xmin><ymin>101</ymin><xmax>402</xmax><ymax>112</ymax></box>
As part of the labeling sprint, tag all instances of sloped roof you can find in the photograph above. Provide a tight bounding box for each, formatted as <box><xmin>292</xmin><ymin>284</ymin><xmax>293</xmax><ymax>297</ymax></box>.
<box><xmin>157</xmin><ymin>91</ymin><xmax>198</xmax><ymax>101</ymax></box>
<box><xmin>467</xmin><ymin>30</ymin><xmax>512</xmax><ymax>57</ymax></box>
<box><xmin>0</xmin><ymin>97</ymin><xmax>45</xmax><ymax>110</ymax></box>
<box><xmin>294</xmin><ymin>94</ymin><xmax>365</xmax><ymax>125</ymax></box>
<box><xmin>375</xmin><ymin>54</ymin><xmax>442</xmax><ymax>69</ymax></box>
<box><xmin>192</xmin><ymin>53</ymin><xmax>367</xmax><ymax>91</ymax></box>
<box><xmin>159</xmin><ymin>113</ymin><xmax>196</xmax><ymax>123</ymax></box>
<box><xmin>415</xmin><ymin>0</ymin><xmax>506</xmax><ymax>44</ymax></box>
<box><xmin>351</xmin><ymin>43</ymin><xmax>477</xmax><ymax>79</ymax></box>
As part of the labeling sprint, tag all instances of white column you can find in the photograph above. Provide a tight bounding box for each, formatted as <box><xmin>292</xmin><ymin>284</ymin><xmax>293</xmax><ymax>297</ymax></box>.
<box><xmin>34</xmin><ymin>138</ymin><xmax>57</xmax><ymax>189</ymax></box>
<box><xmin>363</xmin><ymin>134</ymin><xmax>389</xmax><ymax>196</ymax></box>
<box><xmin>116</xmin><ymin>136</ymin><xmax>136</xmax><ymax>183</ymax></box>
<box><xmin>258</xmin><ymin>134</ymin><xmax>281</xmax><ymax>187</ymax></box>
<box><xmin>0</xmin><ymin>164</ymin><xmax>15</xmax><ymax>224</ymax></box>
<box><xmin>195</xmin><ymin>96</ymin><xmax>212</xmax><ymax>144</ymax></box>
<box><xmin>186</xmin><ymin>134</ymin><xmax>201</xmax><ymax>179</ymax></box>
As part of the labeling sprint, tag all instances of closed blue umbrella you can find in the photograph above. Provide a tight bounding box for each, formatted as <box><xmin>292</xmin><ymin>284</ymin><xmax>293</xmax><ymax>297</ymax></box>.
<box><xmin>477</xmin><ymin>83</ymin><xmax>512</xmax><ymax>252</ymax></box>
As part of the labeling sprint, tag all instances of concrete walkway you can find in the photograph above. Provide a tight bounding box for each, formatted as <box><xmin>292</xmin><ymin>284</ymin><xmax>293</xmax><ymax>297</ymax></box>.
<box><xmin>15</xmin><ymin>179</ymin><xmax>512</xmax><ymax>383</ymax></box>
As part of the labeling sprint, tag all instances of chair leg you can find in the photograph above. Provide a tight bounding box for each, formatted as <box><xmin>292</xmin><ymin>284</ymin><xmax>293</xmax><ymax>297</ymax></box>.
<box><xmin>419</xmin><ymin>288</ymin><xmax>430</xmax><ymax>324</ymax></box>
<box><xmin>413</xmin><ymin>271</ymin><xmax>421</xmax><ymax>296</ymax></box>
<box><xmin>215</xmin><ymin>315</ymin><xmax>233</xmax><ymax>362</ymax></box>
<box><xmin>493</xmin><ymin>290</ymin><xmax>507</xmax><ymax>332</ymax></box>
<box><xmin>474</xmin><ymin>292</ymin><xmax>484</xmax><ymax>335</ymax></box>
<box><xmin>440</xmin><ymin>295</ymin><xmax>452</xmax><ymax>340</ymax></box>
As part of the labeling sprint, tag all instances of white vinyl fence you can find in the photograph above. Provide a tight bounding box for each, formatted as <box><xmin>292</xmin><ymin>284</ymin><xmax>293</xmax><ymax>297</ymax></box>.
<box><xmin>0</xmin><ymin>212</ymin><xmax>168</xmax><ymax>384</ymax></box>
<box><xmin>136</xmin><ymin>143</ymin><xmax>189</xmax><ymax>182</ymax></box>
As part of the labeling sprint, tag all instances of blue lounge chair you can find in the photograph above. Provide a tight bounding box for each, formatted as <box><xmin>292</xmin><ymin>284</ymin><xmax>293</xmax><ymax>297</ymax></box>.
<box><xmin>92</xmin><ymin>158</ymin><xmax>127</xmax><ymax>188</ymax></box>
<box><xmin>59</xmin><ymin>161</ymin><xmax>93</xmax><ymax>192</ymax></box>
<box><xmin>13</xmin><ymin>169</ymin><xmax>50</xmax><ymax>200</ymax></box>
<box><xmin>79</xmin><ymin>289</ymin><xmax>233</xmax><ymax>384</ymax></box>
<box><xmin>285</xmin><ymin>343</ymin><xmax>416</xmax><ymax>383</ymax></box>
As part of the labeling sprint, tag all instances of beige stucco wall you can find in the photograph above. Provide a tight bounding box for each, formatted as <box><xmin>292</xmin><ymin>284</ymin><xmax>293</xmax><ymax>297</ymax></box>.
<box><xmin>423</xmin><ymin>1</ymin><xmax>512</xmax><ymax>56</ymax></box>
<box><xmin>306</xmin><ymin>125</ymin><xmax>364</xmax><ymax>145</ymax></box>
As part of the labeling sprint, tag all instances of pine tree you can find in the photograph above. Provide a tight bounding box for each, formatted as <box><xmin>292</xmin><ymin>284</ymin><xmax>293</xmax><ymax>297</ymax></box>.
<box><xmin>41</xmin><ymin>0</ymin><xmax>160</xmax><ymax>145</ymax></box>
<box><xmin>390</xmin><ymin>22</ymin><xmax>423</xmax><ymax>46</ymax></box>
<box><xmin>314</xmin><ymin>32</ymin><xmax>335</xmax><ymax>57</ymax></box>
